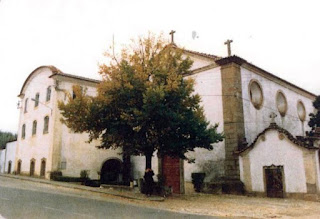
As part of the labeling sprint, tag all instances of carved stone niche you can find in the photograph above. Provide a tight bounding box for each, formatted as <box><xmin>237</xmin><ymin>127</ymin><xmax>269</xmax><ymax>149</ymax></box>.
<box><xmin>278</xmin><ymin>133</ymin><xmax>285</xmax><ymax>140</ymax></box>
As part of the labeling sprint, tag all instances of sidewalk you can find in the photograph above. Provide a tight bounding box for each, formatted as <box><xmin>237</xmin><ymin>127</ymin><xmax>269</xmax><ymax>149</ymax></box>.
<box><xmin>0</xmin><ymin>173</ymin><xmax>164</xmax><ymax>202</ymax></box>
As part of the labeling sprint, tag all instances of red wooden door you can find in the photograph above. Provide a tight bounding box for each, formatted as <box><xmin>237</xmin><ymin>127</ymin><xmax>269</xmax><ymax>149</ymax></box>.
<box><xmin>162</xmin><ymin>156</ymin><xmax>181</xmax><ymax>194</ymax></box>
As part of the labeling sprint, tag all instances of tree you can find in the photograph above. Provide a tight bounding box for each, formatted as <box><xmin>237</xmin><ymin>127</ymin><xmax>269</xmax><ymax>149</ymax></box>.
<box><xmin>308</xmin><ymin>95</ymin><xmax>320</xmax><ymax>136</ymax></box>
<box><xmin>58</xmin><ymin>34</ymin><xmax>224</xmax><ymax>172</ymax></box>
<box><xmin>0</xmin><ymin>131</ymin><xmax>17</xmax><ymax>149</ymax></box>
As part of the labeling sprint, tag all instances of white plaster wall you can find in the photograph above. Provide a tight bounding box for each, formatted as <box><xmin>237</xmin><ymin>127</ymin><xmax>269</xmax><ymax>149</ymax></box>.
<box><xmin>184</xmin><ymin>54</ymin><xmax>215</xmax><ymax>71</ymax></box>
<box><xmin>183</xmin><ymin>67</ymin><xmax>225</xmax><ymax>182</ymax></box>
<box><xmin>315</xmin><ymin>151</ymin><xmax>320</xmax><ymax>192</ymax></box>
<box><xmin>5</xmin><ymin>141</ymin><xmax>17</xmax><ymax>173</ymax></box>
<box><xmin>131</xmin><ymin>152</ymin><xmax>159</xmax><ymax>180</ymax></box>
<box><xmin>16</xmin><ymin>67</ymin><xmax>56</xmax><ymax>177</ymax></box>
<box><xmin>245</xmin><ymin>130</ymin><xmax>307</xmax><ymax>193</ymax></box>
<box><xmin>56</xmin><ymin>79</ymin><xmax>123</xmax><ymax>179</ymax></box>
<box><xmin>0</xmin><ymin>149</ymin><xmax>6</xmax><ymax>173</ymax></box>
<box><xmin>241</xmin><ymin>67</ymin><xmax>315</xmax><ymax>144</ymax></box>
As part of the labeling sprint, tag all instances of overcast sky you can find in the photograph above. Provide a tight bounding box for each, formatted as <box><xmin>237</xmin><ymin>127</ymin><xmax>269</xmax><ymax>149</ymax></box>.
<box><xmin>0</xmin><ymin>0</ymin><xmax>319</xmax><ymax>133</ymax></box>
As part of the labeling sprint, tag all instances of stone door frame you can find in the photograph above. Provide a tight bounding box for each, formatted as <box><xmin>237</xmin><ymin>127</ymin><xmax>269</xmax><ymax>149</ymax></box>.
<box><xmin>263</xmin><ymin>164</ymin><xmax>285</xmax><ymax>198</ymax></box>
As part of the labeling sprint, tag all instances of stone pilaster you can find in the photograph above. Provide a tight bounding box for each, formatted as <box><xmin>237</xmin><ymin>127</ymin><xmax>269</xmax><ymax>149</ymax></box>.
<box><xmin>220</xmin><ymin>61</ymin><xmax>245</xmax><ymax>181</ymax></box>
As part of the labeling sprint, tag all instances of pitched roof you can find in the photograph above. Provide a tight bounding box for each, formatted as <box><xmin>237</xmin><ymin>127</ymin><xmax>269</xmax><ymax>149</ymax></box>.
<box><xmin>236</xmin><ymin>123</ymin><xmax>319</xmax><ymax>155</ymax></box>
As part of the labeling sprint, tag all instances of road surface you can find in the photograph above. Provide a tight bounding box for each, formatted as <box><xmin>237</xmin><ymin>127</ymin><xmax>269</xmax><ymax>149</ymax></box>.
<box><xmin>0</xmin><ymin>176</ymin><xmax>216</xmax><ymax>219</ymax></box>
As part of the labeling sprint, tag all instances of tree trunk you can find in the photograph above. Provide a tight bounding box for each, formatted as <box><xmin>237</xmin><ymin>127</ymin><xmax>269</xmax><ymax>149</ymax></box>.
<box><xmin>122</xmin><ymin>153</ymin><xmax>131</xmax><ymax>186</ymax></box>
<box><xmin>145</xmin><ymin>153</ymin><xmax>152</xmax><ymax>170</ymax></box>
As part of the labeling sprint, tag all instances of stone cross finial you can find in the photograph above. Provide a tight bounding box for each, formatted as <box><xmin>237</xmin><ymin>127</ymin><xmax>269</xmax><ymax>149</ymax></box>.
<box><xmin>224</xmin><ymin>39</ymin><xmax>233</xmax><ymax>56</ymax></box>
<box><xmin>169</xmin><ymin>30</ymin><xmax>176</xmax><ymax>44</ymax></box>
<box><xmin>270</xmin><ymin>112</ymin><xmax>277</xmax><ymax>123</ymax></box>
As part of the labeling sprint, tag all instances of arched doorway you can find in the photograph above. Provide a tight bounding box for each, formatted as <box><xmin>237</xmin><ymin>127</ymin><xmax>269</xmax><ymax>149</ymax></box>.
<box><xmin>30</xmin><ymin>159</ymin><xmax>35</xmax><ymax>176</ymax></box>
<box><xmin>8</xmin><ymin>161</ymin><xmax>12</xmax><ymax>174</ymax></box>
<box><xmin>40</xmin><ymin>159</ymin><xmax>46</xmax><ymax>177</ymax></box>
<box><xmin>17</xmin><ymin>160</ymin><xmax>22</xmax><ymax>174</ymax></box>
<box><xmin>100</xmin><ymin>159</ymin><xmax>122</xmax><ymax>184</ymax></box>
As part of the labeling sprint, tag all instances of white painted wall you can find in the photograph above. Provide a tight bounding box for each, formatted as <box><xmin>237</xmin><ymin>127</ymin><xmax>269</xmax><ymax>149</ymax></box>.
<box><xmin>0</xmin><ymin>149</ymin><xmax>5</xmax><ymax>173</ymax></box>
<box><xmin>53</xmin><ymin>78</ymin><xmax>124</xmax><ymax>179</ymax></box>
<box><xmin>241</xmin><ymin>67</ymin><xmax>315</xmax><ymax>145</ymax></box>
<box><xmin>183</xmin><ymin>65</ymin><xmax>225</xmax><ymax>182</ymax></box>
<box><xmin>5</xmin><ymin>141</ymin><xmax>17</xmax><ymax>173</ymax></box>
<box><xmin>241</xmin><ymin>130</ymin><xmax>308</xmax><ymax>193</ymax></box>
<box><xmin>16</xmin><ymin>67</ymin><xmax>56</xmax><ymax>177</ymax></box>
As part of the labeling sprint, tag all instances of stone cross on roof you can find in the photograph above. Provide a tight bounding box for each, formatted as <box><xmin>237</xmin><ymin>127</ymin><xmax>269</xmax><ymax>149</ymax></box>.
<box><xmin>224</xmin><ymin>39</ymin><xmax>233</xmax><ymax>57</ymax></box>
<box><xmin>270</xmin><ymin>112</ymin><xmax>278</xmax><ymax>123</ymax></box>
<box><xmin>170</xmin><ymin>30</ymin><xmax>176</xmax><ymax>44</ymax></box>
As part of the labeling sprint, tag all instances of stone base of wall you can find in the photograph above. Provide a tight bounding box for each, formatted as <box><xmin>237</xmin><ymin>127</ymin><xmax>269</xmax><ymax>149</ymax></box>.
<box><xmin>203</xmin><ymin>179</ymin><xmax>245</xmax><ymax>195</ymax></box>
<box><xmin>247</xmin><ymin>191</ymin><xmax>320</xmax><ymax>202</ymax></box>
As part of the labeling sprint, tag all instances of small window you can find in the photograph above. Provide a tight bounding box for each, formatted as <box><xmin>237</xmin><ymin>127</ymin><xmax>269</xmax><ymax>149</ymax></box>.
<box><xmin>249</xmin><ymin>80</ymin><xmax>263</xmax><ymax>109</ymax></box>
<box><xmin>22</xmin><ymin>124</ymin><xmax>26</xmax><ymax>139</ymax></box>
<box><xmin>24</xmin><ymin>98</ymin><xmax>28</xmax><ymax>113</ymax></box>
<box><xmin>34</xmin><ymin>93</ymin><xmax>40</xmax><ymax>107</ymax></box>
<box><xmin>32</xmin><ymin>120</ymin><xmax>37</xmax><ymax>136</ymax></box>
<box><xmin>46</xmin><ymin>86</ymin><xmax>51</xmax><ymax>102</ymax></box>
<box><xmin>297</xmin><ymin>101</ymin><xmax>306</xmax><ymax>121</ymax></box>
<box><xmin>60</xmin><ymin>161</ymin><xmax>67</xmax><ymax>170</ymax></box>
<box><xmin>276</xmin><ymin>91</ymin><xmax>288</xmax><ymax>117</ymax></box>
<box><xmin>43</xmin><ymin>116</ymin><xmax>49</xmax><ymax>134</ymax></box>
<box><xmin>72</xmin><ymin>86</ymin><xmax>83</xmax><ymax>99</ymax></box>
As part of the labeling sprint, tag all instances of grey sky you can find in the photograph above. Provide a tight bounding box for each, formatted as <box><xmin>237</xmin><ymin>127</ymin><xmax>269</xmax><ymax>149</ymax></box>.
<box><xmin>0</xmin><ymin>0</ymin><xmax>319</xmax><ymax>133</ymax></box>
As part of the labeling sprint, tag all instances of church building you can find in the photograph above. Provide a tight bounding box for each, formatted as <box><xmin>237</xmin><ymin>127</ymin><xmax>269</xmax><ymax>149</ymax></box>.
<box><xmin>4</xmin><ymin>39</ymin><xmax>320</xmax><ymax>198</ymax></box>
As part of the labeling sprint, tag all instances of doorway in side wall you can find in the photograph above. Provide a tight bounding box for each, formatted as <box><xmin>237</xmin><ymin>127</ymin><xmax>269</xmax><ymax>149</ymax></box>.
<box><xmin>264</xmin><ymin>165</ymin><xmax>284</xmax><ymax>198</ymax></box>
<box><xmin>100</xmin><ymin>159</ymin><xmax>122</xmax><ymax>184</ymax></box>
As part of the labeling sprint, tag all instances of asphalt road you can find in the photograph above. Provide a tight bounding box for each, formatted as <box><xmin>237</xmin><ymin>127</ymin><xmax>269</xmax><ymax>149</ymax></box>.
<box><xmin>0</xmin><ymin>176</ymin><xmax>216</xmax><ymax>219</ymax></box>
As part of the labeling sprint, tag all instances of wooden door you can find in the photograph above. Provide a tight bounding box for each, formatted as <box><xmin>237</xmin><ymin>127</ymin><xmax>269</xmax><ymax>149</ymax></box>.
<box><xmin>162</xmin><ymin>156</ymin><xmax>181</xmax><ymax>194</ymax></box>
<box><xmin>265</xmin><ymin>165</ymin><xmax>284</xmax><ymax>198</ymax></box>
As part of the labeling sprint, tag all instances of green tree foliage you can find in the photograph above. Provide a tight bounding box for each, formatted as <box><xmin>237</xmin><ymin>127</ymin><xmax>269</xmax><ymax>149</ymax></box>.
<box><xmin>0</xmin><ymin>131</ymin><xmax>17</xmax><ymax>149</ymax></box>
<box><xmin>59</xmin><ymin>34</ymin><xmax>224</xmax><ymax>169</ymax></box>
<box><xmin>308</xmin><ymin>95</ymin><xmax>320</xmax><ymax>136</ymax></box>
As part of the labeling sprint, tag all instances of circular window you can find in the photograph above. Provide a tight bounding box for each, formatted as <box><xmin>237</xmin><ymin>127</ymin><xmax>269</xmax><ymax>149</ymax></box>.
<box><xmin>249</xmin><ymin>80</ymin><xmax>263</xmax><ymax>109</ymax></box>
<box><xmin>276</xmin><ymin>91</ymin><xmax>287</xmax><ymax>117</ymax></box>
<box><xmin>297</xmin><ymin>101</ymin><xmax>306</xmax><ymax>121</ymax></box>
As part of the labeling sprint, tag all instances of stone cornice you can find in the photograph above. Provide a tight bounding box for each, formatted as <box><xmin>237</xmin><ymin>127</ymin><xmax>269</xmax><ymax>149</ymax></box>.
<box><xmin>215</xmin><ymin>55</ymin><xmax>316</xmax><ymax>100</ymax></box>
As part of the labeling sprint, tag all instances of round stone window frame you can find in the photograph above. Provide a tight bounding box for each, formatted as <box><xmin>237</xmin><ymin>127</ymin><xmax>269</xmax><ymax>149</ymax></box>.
<box><xmin>297</xmin><ymin>100</ymin><xmax>306</xmax><ymax>121</ymax></box>
<box><xmin>275</xmin><ymin>90</ymin><xmax>288</xmax><ymax>117</ymax></box>
<box><xmin>248</xmin><ymin>79</ymin><xmax>264</xmax><ymax>110</ymax></box>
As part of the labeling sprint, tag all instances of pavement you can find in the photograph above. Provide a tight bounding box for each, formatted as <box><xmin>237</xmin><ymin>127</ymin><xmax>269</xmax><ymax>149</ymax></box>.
<box><xmin>0</xmin><ymin>173</ymin><xmax>165</xmax><ymax>202</ymax></box>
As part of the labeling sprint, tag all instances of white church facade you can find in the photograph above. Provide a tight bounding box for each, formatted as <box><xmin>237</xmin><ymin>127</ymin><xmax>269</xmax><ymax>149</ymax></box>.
<box><xmin>2</xmin><ymin>47</ymin><xmax>319</xmax><ymax>198</ymax></box>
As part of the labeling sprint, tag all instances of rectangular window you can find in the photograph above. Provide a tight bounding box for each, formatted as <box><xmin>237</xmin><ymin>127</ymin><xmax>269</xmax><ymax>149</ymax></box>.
<box><xmin>60</xmin><ymin>161</ymin><xmax>67</xmax><ymax>170</ymax></box>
